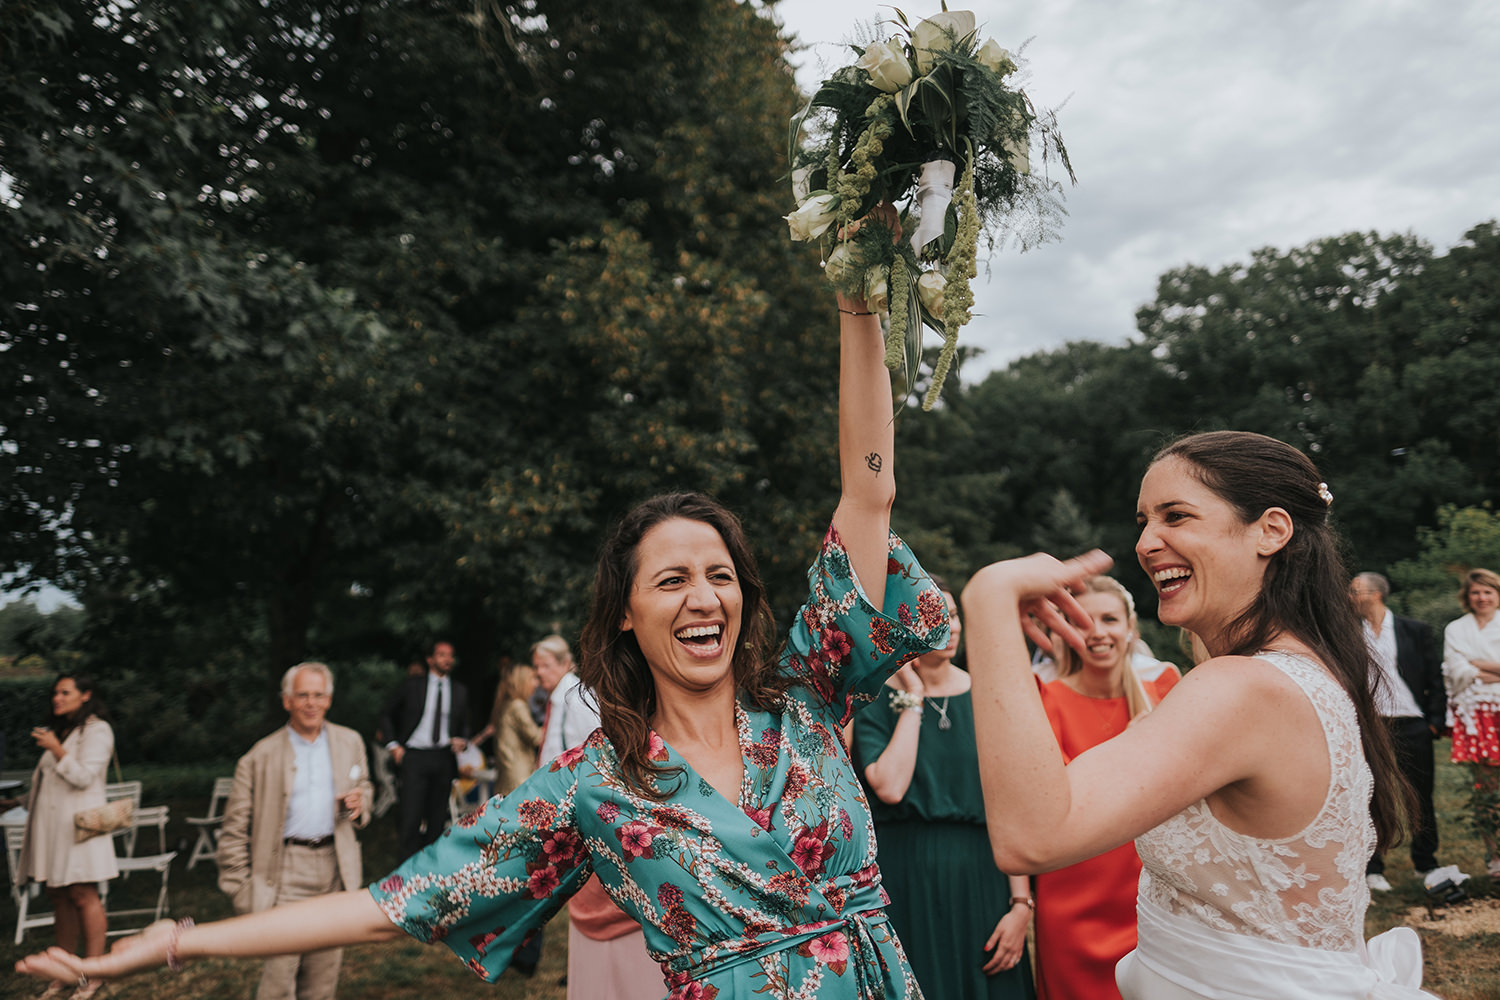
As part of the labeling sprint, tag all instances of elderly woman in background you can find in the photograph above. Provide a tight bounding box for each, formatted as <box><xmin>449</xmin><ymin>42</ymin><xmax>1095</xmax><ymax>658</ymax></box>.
<box><xmin>1442</xmin><ymin>567</ymin><xmax>1500</xmax><ymax>876</ymax></box>
<box><xmin>533</xmin><ymin>634</ymin><xmax>596</xmax><ymax>765</ymax></box>
<box><xmin>15</xmin><ymin>675</ymin><xmax>118</xmax><ymax>999</ymax></box>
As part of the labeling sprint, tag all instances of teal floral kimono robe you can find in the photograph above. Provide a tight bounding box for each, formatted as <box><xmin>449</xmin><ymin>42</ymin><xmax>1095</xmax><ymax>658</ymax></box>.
<box><xmin>370</xmin><ymin>524</ymin><xmax>949</xmax><ymax>999</ymax></box>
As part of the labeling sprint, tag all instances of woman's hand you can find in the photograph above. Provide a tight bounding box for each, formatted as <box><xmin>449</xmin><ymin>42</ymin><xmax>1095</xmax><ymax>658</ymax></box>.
<box><xmin>889</xmin><ymin>662</ymin><xmax>926</xmax><ymax>698</ymax></box>
<box><xmin>981</xmin><ymin>904</ymin><xmax>1030</xmax><ymax>975</ymax></box>
<box><xmin>1474</xmin><ymin>660</ymin><xmax>1500</xmax><ymax>684</ymax></box>
<box><xmin>834</xmin><ymin>203</ymin><xmax>902</xmax><ymax>314</ymax></box>
<box><xmin>965</xmin><ymin>551</ymin><xmax>1113</xmax><ymax>656</ymax></box>
<box><xmin>31</xmin><ymin>727</ymin><xmax>63</xmax><ymax>759</ymax></box>
<box><xmin>16</xmin><ymin>919</ymin><xmax>174</xmax><ymax>984</ymax></box>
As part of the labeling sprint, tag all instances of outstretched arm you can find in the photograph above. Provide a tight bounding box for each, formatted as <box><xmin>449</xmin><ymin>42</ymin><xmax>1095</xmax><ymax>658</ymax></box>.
<box><xmin>17</xmin><ymin>890</ymin><xmax>403</xmax><ymax>986</ymax></box>
<box><xmin>831</xmin><ymin>207</ymin><xmax>899</xmax><ymax>610</ymax></box>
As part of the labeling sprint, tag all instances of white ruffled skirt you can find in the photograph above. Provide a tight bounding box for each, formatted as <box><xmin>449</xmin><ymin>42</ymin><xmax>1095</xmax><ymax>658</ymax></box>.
<box><xmin>1116</xmin><ymin>898</ymin><xmax>1434</xmax><ymax>999</ymax></box>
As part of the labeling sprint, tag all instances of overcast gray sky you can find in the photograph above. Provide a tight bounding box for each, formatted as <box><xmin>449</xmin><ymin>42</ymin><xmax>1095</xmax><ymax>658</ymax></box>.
<box><xmin>771</xmin><ymin>0</ymin><xmax>1500</xmax><ymax>376</ymax></box>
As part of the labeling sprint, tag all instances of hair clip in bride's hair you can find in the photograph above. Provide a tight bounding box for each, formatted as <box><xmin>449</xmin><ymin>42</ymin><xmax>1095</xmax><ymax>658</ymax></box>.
<box><xmin>1317</xmin><ymin>482</ymin><xmax>1333</xmax><ymax>507</ymax></box>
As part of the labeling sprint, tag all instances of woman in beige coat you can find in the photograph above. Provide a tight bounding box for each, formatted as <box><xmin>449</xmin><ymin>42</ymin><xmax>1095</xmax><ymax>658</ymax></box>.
<box><xmin>487</xmin><ymin>659</ymin><xmax>542</xmax><ymax>797</ymax></box>
<box><xmin>16</xmin><ymin>675</ymin><xmax>118</xmax><ymax>998</ymax></box>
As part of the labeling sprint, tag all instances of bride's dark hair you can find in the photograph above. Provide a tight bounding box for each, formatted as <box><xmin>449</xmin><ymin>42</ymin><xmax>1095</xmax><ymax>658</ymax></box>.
<box><xmin>1152</xmin><ymin>431</ymin><xmax>1412</xmax><ymax>849</ymax></box>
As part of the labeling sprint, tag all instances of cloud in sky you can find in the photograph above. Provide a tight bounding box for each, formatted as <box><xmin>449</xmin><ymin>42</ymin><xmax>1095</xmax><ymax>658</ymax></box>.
<box><xmin>773</xmin><ymin>0</ymin><xmax>1500</xmax><ymax>376</ymax></box>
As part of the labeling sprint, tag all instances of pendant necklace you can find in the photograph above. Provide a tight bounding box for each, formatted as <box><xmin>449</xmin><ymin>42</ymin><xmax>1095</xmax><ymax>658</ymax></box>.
<box><xmin>927</xmin><ymin>696</ymin><xmax>952</xmax><ymax>730</ymax></box>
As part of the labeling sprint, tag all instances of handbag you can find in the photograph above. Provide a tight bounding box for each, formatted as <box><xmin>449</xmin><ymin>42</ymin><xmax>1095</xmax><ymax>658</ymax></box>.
<box><xmin>73</xmin><ymin>797</ymin><xmax>134</xmax><ymax>842</ymax></box>
<box><xmin>72</xmin><ymin>747</ymin><xmax>133</xmax><ymax>842</ymax></box>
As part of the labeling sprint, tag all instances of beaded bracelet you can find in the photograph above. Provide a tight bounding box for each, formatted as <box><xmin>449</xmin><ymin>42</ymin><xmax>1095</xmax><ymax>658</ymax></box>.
<box><xmin>166</xmin><ymin>917</ymin><xmax>195</xmax><ymax>972</ymax></box>
<box><xmin>889</xmin><ymin>690</ymin><xmax>923</xmax><ymax>713</ymax></box>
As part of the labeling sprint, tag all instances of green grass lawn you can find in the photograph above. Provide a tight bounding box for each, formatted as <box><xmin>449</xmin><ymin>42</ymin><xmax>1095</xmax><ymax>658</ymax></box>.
<box><xmin>1363</xmin><ymin>740</ymin><xmax>1500</xmax><ymax>1000</ymax></box>
<box><xmin>4</xmin><ymin>750</ymin><xmax>1499</xmax><ymax>999</ymax></box>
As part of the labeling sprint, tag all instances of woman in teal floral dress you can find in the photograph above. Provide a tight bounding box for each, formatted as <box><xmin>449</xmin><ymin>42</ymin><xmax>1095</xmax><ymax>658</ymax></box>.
<box><xmin>17</xmin><ymin>210</ymin><xmax>951</xmax><ymax>1000</ymax></box>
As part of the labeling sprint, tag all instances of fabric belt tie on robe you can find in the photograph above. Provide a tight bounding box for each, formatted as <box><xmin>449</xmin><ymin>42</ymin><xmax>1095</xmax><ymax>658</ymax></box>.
<box><xmin>663</xmin><ymin>879</ymin><xmax>893</xmax><ymax>998</ymax></box>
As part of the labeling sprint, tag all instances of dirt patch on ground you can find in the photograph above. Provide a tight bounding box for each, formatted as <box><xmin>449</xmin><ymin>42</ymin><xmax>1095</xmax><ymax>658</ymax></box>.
<box><xmin>1405</xmin><ymin>897</ymin><xmax>1500</xmax><ymax>937</ymax></box>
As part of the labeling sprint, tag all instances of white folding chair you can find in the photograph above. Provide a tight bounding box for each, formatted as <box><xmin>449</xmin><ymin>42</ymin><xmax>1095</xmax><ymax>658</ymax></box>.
<box><xmin>185</xmin><ymin>776</ymin><xmax>234</xmax><ymax>869</ymax></box>
<box><xmin>107</xmin><ymin>850</ymin><xmax>178</xmax><ymax>935</ymax></box>
<box><xmin>103</xmin><ymin>780</ymin><xmax>143</xmax><ymax>857</ymax></box>
<box><xmin>115</xmin><ymin>804</ymin><xmax>171</xmax><ymax>879</ymax></box>
<box><xmin>104</xmin><ymin>780</ymin><xmax>143</xmax><ymax>805</ymax></box>
<box><xmin>5</xmin><ymin>822</ymin><xmax>54</xmax><ymax>945</ymax></box>
<box><xmin>131</xmin><ymin>805</ymin><xmax>170</xmax><ymax>855</ymax></box>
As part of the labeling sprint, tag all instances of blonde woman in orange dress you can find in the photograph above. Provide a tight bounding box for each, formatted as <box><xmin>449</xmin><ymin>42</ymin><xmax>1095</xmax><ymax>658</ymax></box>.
<box><xmin>1033</xmin><ymin>577</ymin><xmax>1178</xmax><ymax>1000</ymax></box>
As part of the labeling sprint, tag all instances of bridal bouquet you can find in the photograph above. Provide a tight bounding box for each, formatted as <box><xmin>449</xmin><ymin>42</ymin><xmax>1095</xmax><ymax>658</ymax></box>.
<box><xmin>787</xmin><ymin>7</ymin><xmax>1074</xmax><ymax>408</ymax></box>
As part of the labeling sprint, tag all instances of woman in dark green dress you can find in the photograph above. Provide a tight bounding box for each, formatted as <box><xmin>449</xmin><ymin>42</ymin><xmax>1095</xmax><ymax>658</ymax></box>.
<box><xmin>854</xmin><ymin>585</ymin><xmax>1036</xmax><ymax>1000</ymax></box>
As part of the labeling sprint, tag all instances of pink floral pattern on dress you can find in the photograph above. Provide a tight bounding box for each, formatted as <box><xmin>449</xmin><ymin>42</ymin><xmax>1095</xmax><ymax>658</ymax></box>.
<box><xmin>805</xmin><ymin>930</ymin><xmax>850</xmax><ymax>971</ymax></box>
<box><xmin>618</xmin><ymin>819</ymin><xmax>666</xmax><ymax>860</ymax></box>
<box><xmin>370</xmin><ymin>523</ymin><xmax>945</xmax><ymax>999</ymax></box>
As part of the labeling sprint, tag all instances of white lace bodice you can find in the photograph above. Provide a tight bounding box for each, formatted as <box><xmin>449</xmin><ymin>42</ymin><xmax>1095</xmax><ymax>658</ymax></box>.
<box><xmin>1135</xmin><ymin>651</ymin><xmax>1375</xmax><ymax>952</ymax></box>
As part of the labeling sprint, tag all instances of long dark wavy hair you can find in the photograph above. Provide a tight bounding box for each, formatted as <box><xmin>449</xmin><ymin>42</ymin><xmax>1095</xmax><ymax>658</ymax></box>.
<box><xmin>577</xmin><ymin>492</ymin><xmax>792</xmax><ymax>800</ymax></box>
<box><xmin>1152</xmin><ymin>431</ymin><xmax>1412</xmax><ymax>849</ymax></box>
<box><xmin>48</xmin><ymin>673</ymin><xmax>109</xmax><ymax>741</ymax></box>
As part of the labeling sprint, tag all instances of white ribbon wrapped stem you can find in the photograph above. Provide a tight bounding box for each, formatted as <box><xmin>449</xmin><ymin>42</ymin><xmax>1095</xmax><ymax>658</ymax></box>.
<box><xmin>909</xmin><ymin>157</ymin><xmax>956</xmax><ymax>257</ymax></box>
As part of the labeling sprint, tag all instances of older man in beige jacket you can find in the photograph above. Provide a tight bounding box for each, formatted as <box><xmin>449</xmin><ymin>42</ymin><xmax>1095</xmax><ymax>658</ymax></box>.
<box><xmin>218</xmin><ymin>662</ymin><xmax>373</xmax><ymax>1000</ymax></box>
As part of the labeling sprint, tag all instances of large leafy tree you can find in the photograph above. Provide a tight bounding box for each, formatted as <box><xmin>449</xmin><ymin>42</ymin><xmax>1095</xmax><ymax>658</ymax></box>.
<box><xmin>1138</xmin><ymin>225</ymin><xmax>1500</xmax><ymax>570</ymax></box>
<box><xmin>1389</xmin><ymin>504</ymin><xmax>1500</xmax><ymax>630</ymax></box>
<box><xmin>2</xmin><ymin>0</ymin><xmax>836</xmax><ymax>723</ymax></box>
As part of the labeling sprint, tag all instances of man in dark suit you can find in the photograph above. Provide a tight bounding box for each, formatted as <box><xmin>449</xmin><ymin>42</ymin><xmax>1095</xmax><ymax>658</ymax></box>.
<box><xmin>1351</xmin><ymin>572</ymin><xmax>1454</xmax><ymax>890</ymax></box>
<box><xmin>380</xmin><ymin>640</ymin><xmax>470</xmax><ymax>859</ymax></box>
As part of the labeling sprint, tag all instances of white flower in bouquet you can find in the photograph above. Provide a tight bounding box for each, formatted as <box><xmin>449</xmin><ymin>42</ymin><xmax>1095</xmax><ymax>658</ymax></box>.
<box><xmin>823</xmin><ymin>242</ymin><xmax>860</xmax><ymax>288</ymax></box>
<box><xmin>975</xmin><ymin>38</ymin><xmax>1016</xmax><ymax>77</ymax></box>
<box><xmin>916</xmin><ymin>270</ymin><xmax>947</xmax><ymax>316</ymax></box>
<box><xmin>864</xmin><ymin>266</ymin><xmax>891</xmax><ymax>314</ymax></box>
<box><xmin>785</xmin><ymin>193</ymin><xmax>840</xmax><ymax>242</ymax></box>
<box><xmin>911</xmin><ymin>9</ymin><xmax>976</xmax><ymax>74</ymax></box>
<box><xmin>786</xmin><ymin>6</ymin><xmax>1074</xmax><ymax>410</ymax></box>
<box><xmin>855</xmin><ymin>39</ymin><xmax>914</xmax><ymax>93</ymax></box>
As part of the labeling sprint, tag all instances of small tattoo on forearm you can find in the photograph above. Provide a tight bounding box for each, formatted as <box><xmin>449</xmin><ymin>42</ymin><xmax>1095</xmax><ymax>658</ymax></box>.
<box><xmin>865</xmin><ymin>452</ymin><xmax>883</xmax><ymax>474</ymax></box>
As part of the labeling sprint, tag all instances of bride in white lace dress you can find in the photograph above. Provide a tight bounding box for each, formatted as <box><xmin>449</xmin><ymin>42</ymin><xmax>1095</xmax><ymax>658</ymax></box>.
<box><xmin>960</xmin><ymin>431</ymin><xmax>1434</xmax><ymax>999</ymax></box>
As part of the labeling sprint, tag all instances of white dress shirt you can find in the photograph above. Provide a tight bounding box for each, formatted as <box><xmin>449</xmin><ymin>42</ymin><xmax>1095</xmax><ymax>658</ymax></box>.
<box><xmin>539</xmin><ymin>671</ymin><xmax>601</xmax><ymax>765</ymax></box>
<box><xmin>1363</xmin><ymin>609</ymin><xmax>1424</xmax><ymax>719</ymax></box>
<box><xmin>406</xmin><ymin>673</ymin><xmax>453</xmax><ymax>750</ymax></box>
<box><xmin>283</xmin><ymin>726</ymin><xmax>336</xmax><ymax>840</ymax></box>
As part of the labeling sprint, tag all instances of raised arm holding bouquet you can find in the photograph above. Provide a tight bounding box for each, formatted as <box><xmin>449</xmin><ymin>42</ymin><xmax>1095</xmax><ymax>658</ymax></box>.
<box><xmin>787</xmin><ymin>6</ymin><xmax>1074</xmax><ymax>409</ymax></box>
